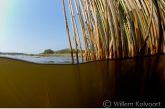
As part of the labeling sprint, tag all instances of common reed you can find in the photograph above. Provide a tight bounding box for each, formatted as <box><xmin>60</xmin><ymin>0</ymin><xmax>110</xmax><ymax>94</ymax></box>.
<box><xmin>62</xmin><ymin>0</ymin><xmax>165</xmax><ymax>63</ymax></box>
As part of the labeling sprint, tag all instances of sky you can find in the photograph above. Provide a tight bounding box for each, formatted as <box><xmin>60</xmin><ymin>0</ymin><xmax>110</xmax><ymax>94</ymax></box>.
<box><xmin>0</xmin><ymin>0</ymin><xmax>82</xmax><ymax>54</ymax></box>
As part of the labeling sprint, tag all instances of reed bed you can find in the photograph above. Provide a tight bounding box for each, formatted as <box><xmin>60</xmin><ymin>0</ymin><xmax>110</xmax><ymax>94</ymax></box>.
<box><xmin>62</xmin><ymin>0</ymin><xmax>165</xmax><ymax>63</ymax></box>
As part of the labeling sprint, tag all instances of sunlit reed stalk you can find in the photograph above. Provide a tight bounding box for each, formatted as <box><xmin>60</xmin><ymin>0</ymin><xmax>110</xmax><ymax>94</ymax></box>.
<box><xmin>74</xmin><ymin>0</ymin><xmax>88</xmax><ymax>61</ymax></box>
<box><xmin>62</xmin><ymin>0</ymin><xmax>74</xmax><ymax>64</ymax></box>
<box><xmin>69</xmin><ymin>0</ymin><xmax>84</xmax><ymax>63</ymax></box>
<box><xmin>68</xmin><ymin>0</ymin><xmax>79</xmax><ymax>63</ymax></box>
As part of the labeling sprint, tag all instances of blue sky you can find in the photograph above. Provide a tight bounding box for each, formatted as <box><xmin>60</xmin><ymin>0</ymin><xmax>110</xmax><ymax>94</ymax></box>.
<box><xmin>0</xmin><ymin>0</ymin><xmax>81</xmax><ymax>54</ymax></box>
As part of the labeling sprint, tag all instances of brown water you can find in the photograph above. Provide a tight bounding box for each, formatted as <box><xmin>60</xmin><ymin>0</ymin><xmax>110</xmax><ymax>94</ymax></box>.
<box><xmin>0</xmin><ymin>55</ymin><xmax>164</xmax><ymax>107</ymax></box>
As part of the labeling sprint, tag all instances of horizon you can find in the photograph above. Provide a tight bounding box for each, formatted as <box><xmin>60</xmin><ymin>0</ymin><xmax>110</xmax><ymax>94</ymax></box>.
<box><xmin>0</xmin><ymin>48</ymin><xmax>85</xmax><ymax>54</ymax></box>
<box><xmin>0</xmin><ymin>0</ymin><xmax>84</xmax><ymax>54</ymax></box>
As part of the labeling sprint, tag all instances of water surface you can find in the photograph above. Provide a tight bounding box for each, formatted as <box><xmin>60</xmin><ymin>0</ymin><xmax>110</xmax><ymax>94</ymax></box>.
<box><xmin>0</xmin><ymin>55</ymin><xmax>84</xmax><ymax>64</ymax></box>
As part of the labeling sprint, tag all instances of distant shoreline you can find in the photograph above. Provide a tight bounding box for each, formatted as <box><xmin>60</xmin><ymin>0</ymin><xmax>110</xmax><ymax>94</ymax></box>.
<box><xmin>0</xmin><ymin>53</ymin><xmax>85</xmax><ymax>57</ymax></box>
<box><xmin>0</xmin><ymin>48</ymin><xmax>85</xmax><ymax>57</ymax></box>
<box><xmin>25</xmin><ymin>53</ymin><xmax>85</xmax><ymax>57</ymax></box>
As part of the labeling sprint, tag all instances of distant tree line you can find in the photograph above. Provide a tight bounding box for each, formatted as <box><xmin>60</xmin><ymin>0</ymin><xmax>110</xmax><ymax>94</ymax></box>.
<box><xmin>43</xmin><ymin>49</ymin><xmax>54</xmax><ymax>54</ymax></box>
<box><xmin>42</xmin><ymin>48</ymin><xmax>85</xmax><ymax>54</ymax></box>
